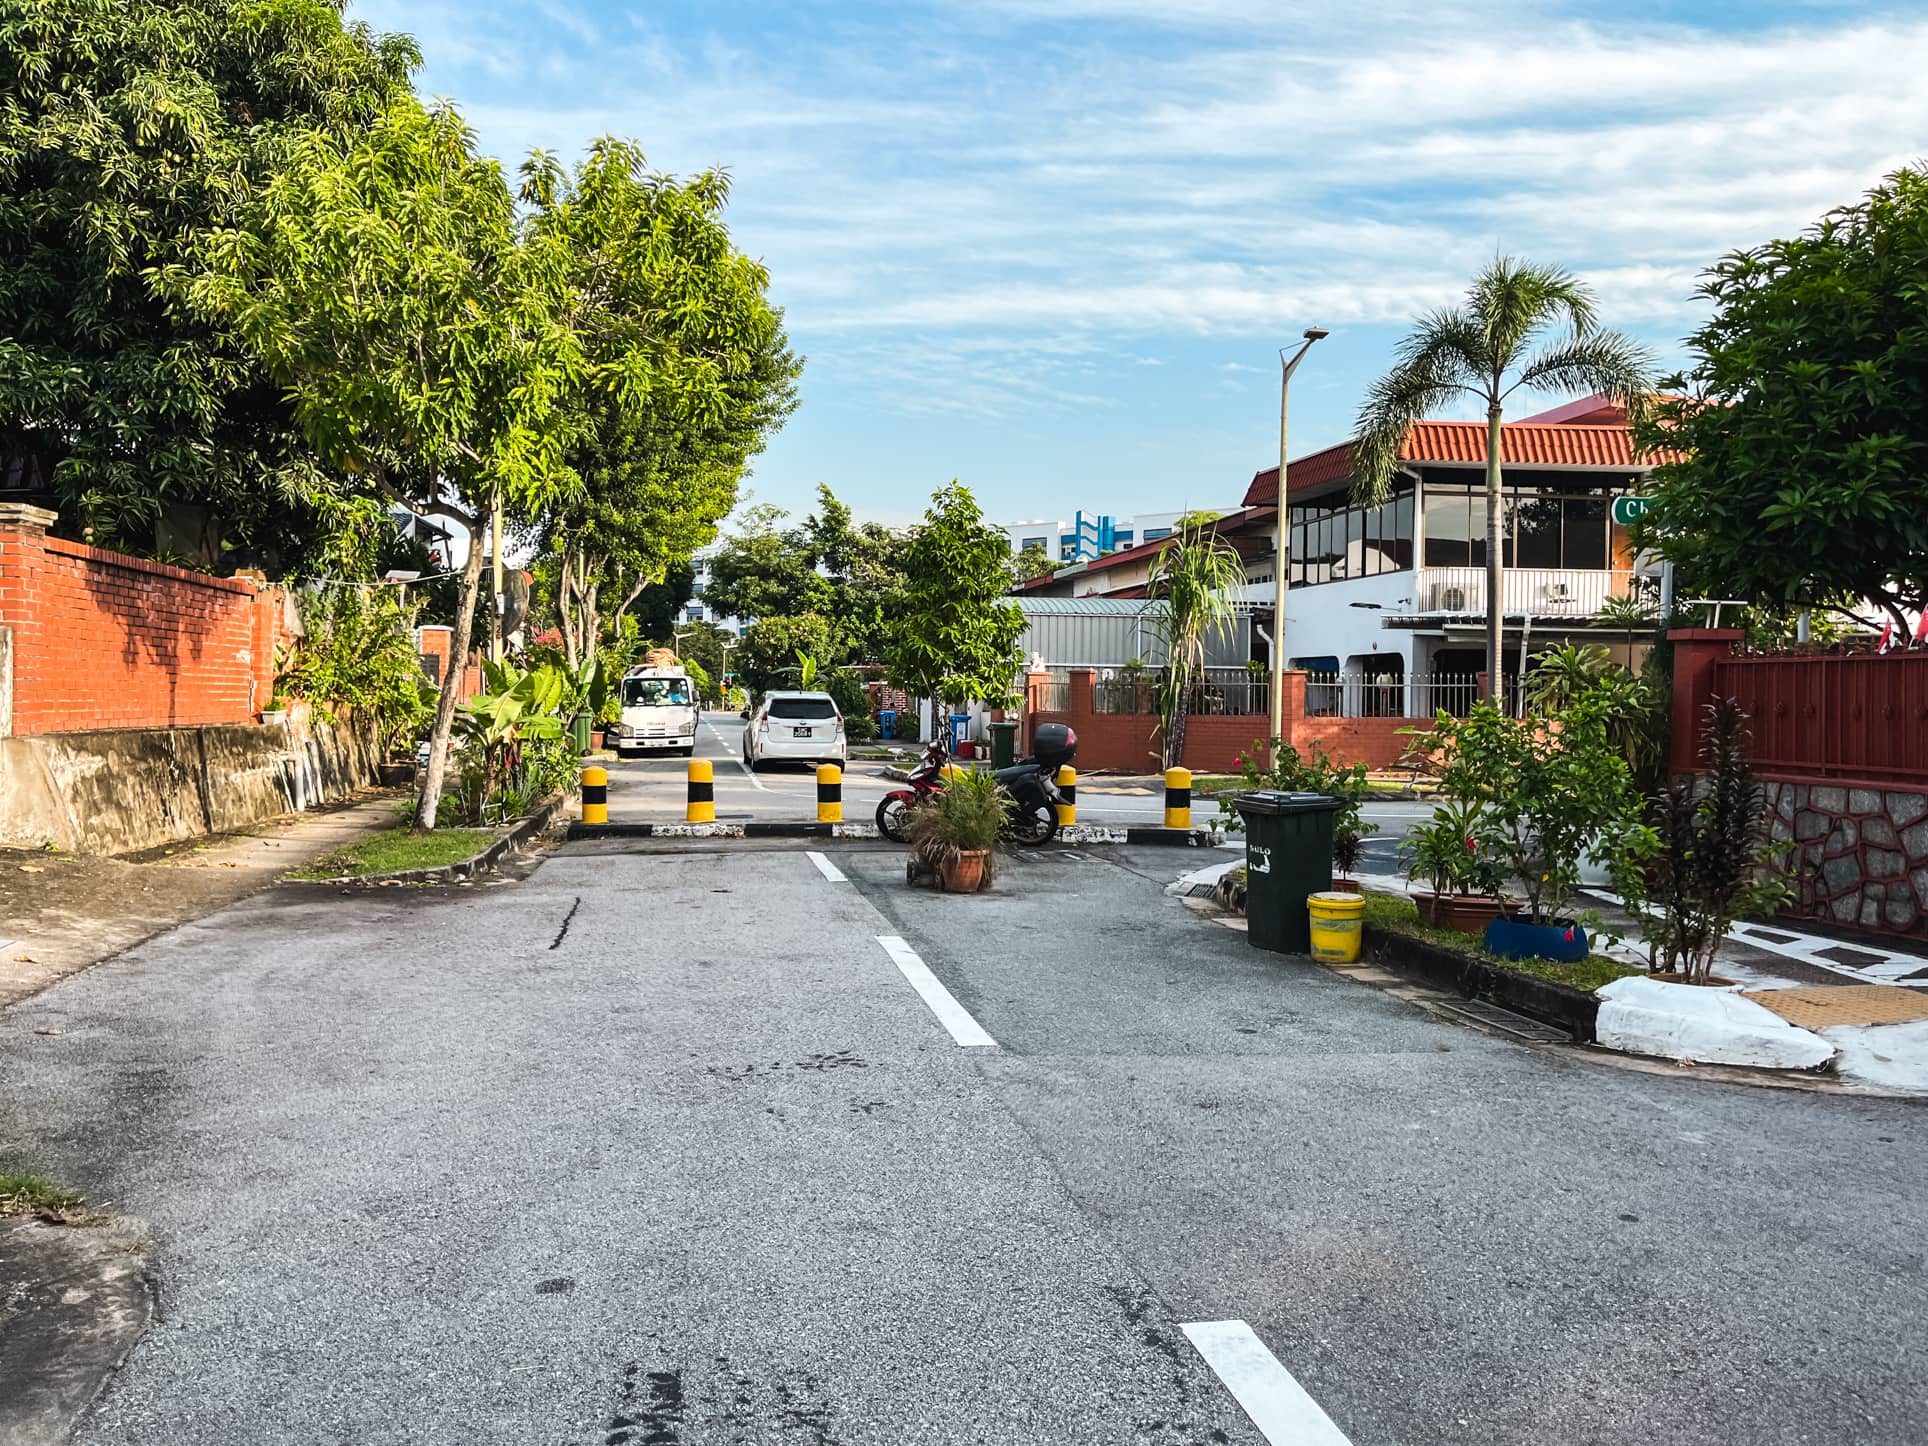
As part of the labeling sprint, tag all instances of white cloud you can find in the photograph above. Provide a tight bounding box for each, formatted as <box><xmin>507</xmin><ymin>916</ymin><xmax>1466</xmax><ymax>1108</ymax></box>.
<box><xmin>353</xmin><ymin>0</ymin><xmax>1928</xmax><ymax>424</ymax></box>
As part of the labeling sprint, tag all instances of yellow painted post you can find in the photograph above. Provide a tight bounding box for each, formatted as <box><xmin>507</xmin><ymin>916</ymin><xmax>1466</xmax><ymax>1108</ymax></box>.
<box><xmin>1163</xmin><ymin>767</ymin><xmax>1192</xmax><ymax>830</ymax></box>
<box><xmin>816</xmin><ymin>763</ymin><xmax>843</xmax><ymax>823</ymax></box>
<box><xmin>580</xmin><ymin>765</ymin><xmax>608</xmax><ymax>825</ymax></box>
<box><xmin>1055</xmin><ymin>765</ymin><xmax>1077</xmax><ymax>827</ymax></box>
<box><xmin>686</xmin><ymin>758</ymin><xmax>715</xmax><ymax>823</ymax></box>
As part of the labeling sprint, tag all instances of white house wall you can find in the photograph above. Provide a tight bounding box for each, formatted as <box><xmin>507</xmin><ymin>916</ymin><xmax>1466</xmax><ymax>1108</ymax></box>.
<box><xmin>1276</xmin><ymin>569</ymin><xmax>1419</xmax><ymax>671</ymax></box>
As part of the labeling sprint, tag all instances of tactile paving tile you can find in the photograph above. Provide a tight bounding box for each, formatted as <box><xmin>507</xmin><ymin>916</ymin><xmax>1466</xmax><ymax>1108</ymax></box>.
<box><xmin>1743</xmin><ymin>985</ymin><xmax>1928</xmax><ymax>1029</ymax></box>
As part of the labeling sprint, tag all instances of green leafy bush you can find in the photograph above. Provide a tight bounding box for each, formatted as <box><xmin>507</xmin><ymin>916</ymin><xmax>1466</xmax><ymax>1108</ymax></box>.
<box><xmin>279</xmin><ymin>586</ymin><xmax>432</xmax><ymax>754</ymax></box>
<box><xmin>908</xmin><ymin>766</ymin><xmax>1003</xmax><ymax>879</ymax></box>
<box><xmin>1216</xmin><ymin>738</ymin><xmax>1379</xmax><ymax>870</ymax></box>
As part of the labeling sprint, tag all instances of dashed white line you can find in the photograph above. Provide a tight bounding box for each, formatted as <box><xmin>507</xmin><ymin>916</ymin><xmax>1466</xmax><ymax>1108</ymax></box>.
<box><xmin>705</xmin><ymin>718</ymin><xmax>770</xmax><ymax>792</ymax></box>
<box><xmin>805</xmin><ymin>850</ymin><xmax>848</xmax><ymax>883</ymax></box>
<box><xmin>1181</xmin><ymin>1320</ymin><xmax>1354</xmax><ymax>1446</ymax></box>
<box><xmin>874</xmin><ymin>935</ymin><xmax>996</xmax><ymax>1048</ymax></box>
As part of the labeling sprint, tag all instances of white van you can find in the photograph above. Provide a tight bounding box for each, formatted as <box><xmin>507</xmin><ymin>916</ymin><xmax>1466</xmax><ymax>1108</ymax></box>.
<box><xmin>612</xmin><ymin>666</ymin><xmax>698</xmax><ymax>759</ymax></box>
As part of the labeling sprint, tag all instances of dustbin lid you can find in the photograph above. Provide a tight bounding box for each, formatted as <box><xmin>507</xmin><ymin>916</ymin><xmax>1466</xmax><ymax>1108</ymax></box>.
<box><xmin>987</xmin><ymin>721</ymin><xmax>1018</xmax><ymax>733</ymax></box>
<box><xmin>1232</xmin><ymin>789</ymin><xmax>1342</xmax><ymax>815</ymax></box>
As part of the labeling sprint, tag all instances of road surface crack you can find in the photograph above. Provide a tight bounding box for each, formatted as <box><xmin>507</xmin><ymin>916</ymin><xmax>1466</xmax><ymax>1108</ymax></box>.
<box><xmin>550</xmin><ymin>896</ymin><xmax>582</xmax><ymax>951</ymax></box>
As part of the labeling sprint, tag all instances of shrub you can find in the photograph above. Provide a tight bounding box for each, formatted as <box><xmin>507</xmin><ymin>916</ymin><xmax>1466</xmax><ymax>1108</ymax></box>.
<box><xmin>279</xmin><ymin>586</ymin><xmax>432</xmax><ymax>755</ymax></box>
<box><xmin>907</xmin><ymin>766</ymin><xmax>1004</xmax><ymax>879</ymax></box>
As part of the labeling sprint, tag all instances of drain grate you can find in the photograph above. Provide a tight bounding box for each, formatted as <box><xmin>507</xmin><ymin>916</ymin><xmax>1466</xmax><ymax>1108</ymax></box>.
<box><xmin>1187</xmin><ymin>883</ymin><xmax>1220</xmax><ymax>899</ymax></box>
<box><xmin>1437</xmin><ymin>999</ymin><xmax>1571</xmax><ymax>1042</ymax></box>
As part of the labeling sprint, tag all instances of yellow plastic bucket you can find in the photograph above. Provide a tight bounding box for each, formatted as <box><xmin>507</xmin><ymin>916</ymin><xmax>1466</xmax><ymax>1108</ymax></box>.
<box><xmin>1307</xmin><ymin>891</ymin><xmax>1366</xmax><ymax>964</ymax></box>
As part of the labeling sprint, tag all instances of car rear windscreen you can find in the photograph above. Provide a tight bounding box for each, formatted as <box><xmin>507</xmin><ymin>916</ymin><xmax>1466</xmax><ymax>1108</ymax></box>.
<box><xmin>769</xmin><ymin>697</ymin><xmax>837</xmax><ymax>719</ymax></box>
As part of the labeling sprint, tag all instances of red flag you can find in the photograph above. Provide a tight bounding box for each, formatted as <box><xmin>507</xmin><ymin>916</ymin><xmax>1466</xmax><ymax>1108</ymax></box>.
<box><xmin>1915</xmin><ymin>611</ymin><xmax>1928</xmax><ymax>647</ymax></box>
<box><xmin>1878</xmin><ymin>620</ymin><xmax>1895</xmax><ymax>653</ymax></box>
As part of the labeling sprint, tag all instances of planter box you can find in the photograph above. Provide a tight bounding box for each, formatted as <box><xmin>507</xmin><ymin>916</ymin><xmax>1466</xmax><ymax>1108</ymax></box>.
<box><xmin>1412</xmin><ymin>892</ymin><xmax>1506</xmax><ymax>933</ymax></box>
<box><xmin>1363</xmin><ymin>925</ymin><xmax>1599</xmax><ymax>1042</ymax></box>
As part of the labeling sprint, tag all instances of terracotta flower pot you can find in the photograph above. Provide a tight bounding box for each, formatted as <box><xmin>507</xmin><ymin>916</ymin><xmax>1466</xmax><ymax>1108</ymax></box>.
<box><xmin>1327</xmin><ymin>877</ymin><xmax>1363</xmax><ymax>894</ymax></box>
<box><xmin>1434</xmin><ymin>894</ymin><xmax>1505</xmax><ymax>935</ymax></box>
<box><xmin>940</xmin><ymin>849</ymin><xmax>989</xmax><ymax>893</ymax></box>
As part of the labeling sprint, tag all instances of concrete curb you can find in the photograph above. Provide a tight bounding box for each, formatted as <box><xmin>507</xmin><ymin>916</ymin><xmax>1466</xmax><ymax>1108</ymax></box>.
<box><xmin>0</xmin><ymin>1215</ymin><xmax>152</xmax><ymax>1446</ymax></box>
<box><xmin>294</xmin><ymin>793</ymin><xmax>570</xmax><ymax>887</ymax></box>
<box><xmin>565</xmin><ymin>819</ymin><xmax>1223</xmax><ymax>848</ymax></box>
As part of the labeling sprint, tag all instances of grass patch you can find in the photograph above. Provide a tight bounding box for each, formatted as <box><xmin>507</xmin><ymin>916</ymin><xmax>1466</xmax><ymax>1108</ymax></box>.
<box><xmin>1362</xmin><ymin>891</ymin><xmax>1642</xmax><ymax>993</ymax></box>
<box><xmin>286</xmin><ymin>826</ymin><xmax>497</xmax><ymax>880</ymax></box>
<box><xmin>0</xmin><ymin>1170</ymin><xmax>87</xmax><ymax>1220</ymax></box>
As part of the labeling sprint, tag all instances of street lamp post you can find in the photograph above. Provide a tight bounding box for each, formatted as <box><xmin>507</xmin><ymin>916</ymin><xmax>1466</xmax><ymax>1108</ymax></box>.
<box><xmin>1269</xmin><ymin>327</ymin><xmax>1329</xmax><ymax>752</ymax></box>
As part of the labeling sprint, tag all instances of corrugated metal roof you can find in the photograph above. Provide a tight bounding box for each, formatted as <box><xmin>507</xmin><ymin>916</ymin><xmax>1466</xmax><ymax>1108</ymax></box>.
<box><xmin>1018</xmin><ymin>597</ymin><xmax>1166</xmax><ymax>616</ymax></box>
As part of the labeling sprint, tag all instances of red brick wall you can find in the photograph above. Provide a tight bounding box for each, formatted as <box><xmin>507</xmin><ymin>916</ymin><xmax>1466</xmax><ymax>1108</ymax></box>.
<box><xmin>0</xmin><ymin>513</ymin><xmax>282</xmax><ymax>735</ymax></box>
<box><xmin>1023</xmin><ymin>668</ymin><xmax>1432</xmax><ymax>775</ymax></box>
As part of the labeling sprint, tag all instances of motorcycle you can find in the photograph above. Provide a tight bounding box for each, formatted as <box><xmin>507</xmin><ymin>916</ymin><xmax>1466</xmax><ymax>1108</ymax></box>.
<box><xmin>875</xmin><ymin>724</ymin><xmax>1077</xmax><ymax>847</ymax></box>
<box><xmin>875</xmin><ymin>739</ymin><xmax>955</xmax><ymax>842</ymax></box>
<box><xmin>993</xmin><ymin>723</ymin><xmax>1075</xmax><ymax>846</ymax></box>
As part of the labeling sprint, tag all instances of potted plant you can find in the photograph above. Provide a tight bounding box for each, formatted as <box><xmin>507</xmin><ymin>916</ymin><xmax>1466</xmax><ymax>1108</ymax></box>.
<box><xmin>1408</xmin><ymin>693</ymin><xmax>1643</xmax><ymax>963</ymax></box>
<box><xmin>1329</xmin><ymin>826</ymin><xmax>1364</xmax><ymax>893</ymax></box>
<box><xmin>1400</xmin><ymin>798</ymin><xmax>1508</xmax><ymax>930</ymax></box>
<box><xmin>260</xmin><ymin>694</ymin><xmax>290</xmax><ymax>725</ymax></box>
<box><xmin>907</xmin><ymin>766</ymin><xmax>1003</xmax><ymax>893</ymax></box>
<box><xmin>1622</xmin><ymin>698</ymin><xmax>1791</xmax><ymax>985</ymax></box>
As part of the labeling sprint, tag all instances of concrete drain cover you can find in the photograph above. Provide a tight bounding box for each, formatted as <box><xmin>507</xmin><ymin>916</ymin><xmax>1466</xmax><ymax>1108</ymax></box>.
<box><xmin>1814</xmin><ymin>945</ymin><xmax>1893</xmax><ymax>970</ymax></box>
<box><xmin>1741</xmin><ymin>927</ymin><xmax>1800</xmax><ymax>945</ymax></box>
<box><xmin>1437</xmin><ymin>999</ymin><xmax>1570</xmax><ymax>1042</ymax></box>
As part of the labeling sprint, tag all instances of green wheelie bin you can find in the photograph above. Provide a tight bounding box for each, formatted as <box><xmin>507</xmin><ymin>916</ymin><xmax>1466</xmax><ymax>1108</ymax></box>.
<box><xmin>1232</xmin><ymin>790</ymin><xmax>1343</xmax><ymax>954</ymax></box>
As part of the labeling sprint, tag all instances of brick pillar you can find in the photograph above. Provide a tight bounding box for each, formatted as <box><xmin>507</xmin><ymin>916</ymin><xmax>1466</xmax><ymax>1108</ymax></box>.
<box><xmin>1668</xmin><ymin>628</ymin><xmax>1743</xmax><ymax>773</ymax></box>
<box><xmin>1273</xmin><ymin>668</ymin><xmax>1308</xmax><ymax>754</ymax></box>
<box><xmin>417</xmin><ymin>625</ymin><xmax>453</xmax><ymax>689</ymax></box>
<box><xmin>1069</xmin><ymin>667</ymin><xmax>1097</xmax><ymax>717</ymax></box>
<box><xmin>0</xmin><ymin>505</ymin><xmax>56</xmax><ymax>739</ymax></box>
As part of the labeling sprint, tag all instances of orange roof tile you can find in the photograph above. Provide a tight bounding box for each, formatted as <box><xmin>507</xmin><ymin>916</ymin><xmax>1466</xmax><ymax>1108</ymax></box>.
<box><xmin>1241</xmin><ymin>420</ymin><xmax>1681</xmax><ymax>507</ymax></box>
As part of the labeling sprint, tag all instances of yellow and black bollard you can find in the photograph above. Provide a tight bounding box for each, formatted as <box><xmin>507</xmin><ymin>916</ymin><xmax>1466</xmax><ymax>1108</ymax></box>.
<box><xmin>1055</xmin><ymin>765</ymin><xmax>1077</xmax><ymax>827</ymax></box>
<box><xmin>1163</xmin><ymin>766</ymin><xmax>1192</xmax><ymax>830</ymax></box>
<box><xmin>816</xmin><ymin>763</ymin><xmax>843</xmax><ymax>823</ymax></box>
<box><xmin>580</xmin><ymin>765</ymin><xmax>607</xmax><ymax>825</ymax></box>
<box><xmin>686</xmin><ymin>758</ymin><xmax>715</xmax><ymax>823</ymax></box>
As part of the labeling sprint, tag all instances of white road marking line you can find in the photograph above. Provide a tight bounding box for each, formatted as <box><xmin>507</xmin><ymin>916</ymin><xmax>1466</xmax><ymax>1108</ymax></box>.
<box><xmin>1181</xmin><ymin>1320</ymin><xmax>1354</xmax><ymax>1446</ymax></box>
<box><xmin>805</xmin><ymin>850</ymin><xmax>847</xmax><ymax>883</ymax></box>
<box><xmin>706</xmin><ymin>719</ymin><xmax>770</xmax><ymax>792</ymax></box>
<box><xmin>874</xmin><ymin>935</ymin><xmax>996</xmax><ymax>1048</ymax></box>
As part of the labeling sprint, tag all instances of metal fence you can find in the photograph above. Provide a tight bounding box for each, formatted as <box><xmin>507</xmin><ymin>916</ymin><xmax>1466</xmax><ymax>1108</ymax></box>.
<box><xmin>1030</xmin><ymin>672</ymin><xmax>1070</xmax><ymax>713</ymax></box>
<box><xmin>1304</xmin><ymin>671</ymin><xmax>1483</xmax><ymax>719</ymax></box>
<box><xmin>1712</xmin><ymin>650</ymin><xmax>1928</xmax><ymax>785</ymax></box>
<box><xmin>1091</xmin><ymin>666</ymin><xmax>1270</xmax><ymax>717</ymax></box>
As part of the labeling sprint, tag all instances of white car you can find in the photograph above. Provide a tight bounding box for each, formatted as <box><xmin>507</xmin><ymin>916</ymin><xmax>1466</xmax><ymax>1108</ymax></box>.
<box><xmin>743</xmin><ymin>691</ymin><xmax>845</xmax><ymax>770</ymax></box>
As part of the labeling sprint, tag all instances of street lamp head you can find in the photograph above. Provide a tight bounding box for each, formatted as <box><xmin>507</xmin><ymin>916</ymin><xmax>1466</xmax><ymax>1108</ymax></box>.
<box><xmin>1303</xmin><ymin>327</ymin><xmax>1330</xmax><ymax>341</ymax></box>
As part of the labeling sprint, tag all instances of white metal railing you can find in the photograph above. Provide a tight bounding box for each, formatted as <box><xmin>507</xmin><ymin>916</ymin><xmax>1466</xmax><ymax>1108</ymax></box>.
<box><xmin>1303</xmin><ymin>671</ymin><xmax>1482</xmax><ymax>719</ymax></box>
<box><xmin>1415</xmin><ymin>567</ymin><xmax>1648</xmax><ymax>616</ymax></box>
<box><xmin>1091</xmin><ymin>665</ymin><xmax>1269</xmax><ymax>717</ymax></box>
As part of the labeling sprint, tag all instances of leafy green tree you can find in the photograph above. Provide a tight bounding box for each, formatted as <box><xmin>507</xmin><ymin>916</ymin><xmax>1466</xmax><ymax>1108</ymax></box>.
<box><xmin>1011</xmin><ymin>545</ymin><xmax>1057</xmax><ymax>584</ymax></box>
<box><xmin>1632</xmin><ymin>167</ymin><xmax>1928</xmax><ymax>630</ymax></box>
<box><xmin>803</xmin><ymin>485</ymin><xmax>904</xmax><ymax>661</ymax></box>
<box><xmin>703</xmin><ymin>503</ymin><xmax>822</xmax><ymax>625</ymax></box>
<box><xmin>1145</xmin><ymin>521</ymin><xmax>1244</xmax><ymax>768</ymax></box>
<box><xmin>735</xmin><ymin>613</ymin><xmax>832</xmax><ymax>699</ymax></box>
<box><xmin>885</xmin><ymin>482</ymin><xmax>1024</xmax><ymax>715</ymax></box>
<box><xmin>172</xmin><ymin>98</ymin><xmax>584</xmax><ymax>827</ymax></box>
<box><xmin>629</xmin><ymin>562</ymin><xmax>696</xmax><ymax>641</ymax></box>
<box><xmin>519</xmin><ymin>142</ymin><xmax>798</xmax><ymax>666</ymax></box>
<box><xmin>0</xmin><ymin>0</ymin><xmax>416</xmax><ymax>561</ymax></box>
<box><xmin>1354</xmin><ymin>258</ymin><xmax>1654</xmax><ymax>710</ymax></box>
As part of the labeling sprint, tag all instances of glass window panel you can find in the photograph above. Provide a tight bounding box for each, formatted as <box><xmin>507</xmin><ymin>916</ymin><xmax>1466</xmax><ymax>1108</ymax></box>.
<box><xmin>1392</xmin><ymin>492</ymin><xmax>1414</xmax><ymax>568</ymax></box>
<box><xmin>1513</xmin><ymin>493</ymin><xmax>1562</xmax><ymax>568</ymax></box>
<box><xmin>1422</xmin><ymin>487</ymin><xmax>1471</xmax><ymax>567</ymax></box>
<box><xmin>1562</xmin><ymin>497</ymin><xmax>1609</xmax><ymax>569</ymax></box>
<box><xmin>1467</xmin><ymin>490</ymin><xmax>1488</xmax><ymax>568</ymax></box>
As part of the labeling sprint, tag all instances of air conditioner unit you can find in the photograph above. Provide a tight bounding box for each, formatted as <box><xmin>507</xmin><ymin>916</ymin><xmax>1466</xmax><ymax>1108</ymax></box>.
<box><xmin>1438</xmin><ymin>586</ymin><xmax>1467</xmax><ymax>611</ymax></box>
<box><xmin>1543</xmin><ymin>581</ymin><xmax>1571</xmax><ymax>601</ymax></box>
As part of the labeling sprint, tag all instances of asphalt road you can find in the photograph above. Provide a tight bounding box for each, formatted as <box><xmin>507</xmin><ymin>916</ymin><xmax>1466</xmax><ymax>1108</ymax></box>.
<box><xmin>606</xmin><ymin>711</ymin><xmax>1431</xmax><ymax>839</ymax></box>
<box><xmin>3</xmin><ymin>836</ymin><xmax>1921</xmax><ymax>1443</ymax></box>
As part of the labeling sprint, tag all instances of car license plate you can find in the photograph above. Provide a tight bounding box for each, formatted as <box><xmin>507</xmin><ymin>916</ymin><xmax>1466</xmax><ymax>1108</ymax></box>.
<box><xmin>794</xmin><ymin>726</ymin><xmax>812</xmax><ymax>738</ymax></box>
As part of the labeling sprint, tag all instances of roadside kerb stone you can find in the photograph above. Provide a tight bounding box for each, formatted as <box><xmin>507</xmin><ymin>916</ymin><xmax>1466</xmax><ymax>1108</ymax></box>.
<box><xmin>291</xmin><ymin>794</ymin><xmax>569</xmax><ymax>887</ymax></box>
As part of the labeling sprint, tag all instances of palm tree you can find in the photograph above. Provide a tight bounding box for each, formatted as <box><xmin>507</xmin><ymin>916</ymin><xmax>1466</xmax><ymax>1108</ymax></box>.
<box><xmin>1353</xmin><ymin>257</ymin><xmax>1655</xmax><ymax>711</ymax></box>
<box><xmin>1145</xmin><ymin>522</ymin><xmax>1245</xmax><ymax>769</ymax></box>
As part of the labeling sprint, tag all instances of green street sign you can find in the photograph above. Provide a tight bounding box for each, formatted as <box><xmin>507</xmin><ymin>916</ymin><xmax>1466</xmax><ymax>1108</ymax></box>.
<box><xmin>1611</xmin><ymin>495</ymin><xmax>1652</xmax><ymax>525</ymax></box>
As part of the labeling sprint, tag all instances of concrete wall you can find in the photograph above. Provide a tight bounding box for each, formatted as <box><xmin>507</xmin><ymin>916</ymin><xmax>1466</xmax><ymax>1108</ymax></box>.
<box><xmin>0</xmin><ymin>717</ymin><xmax>381</xmax><ymax>855</ymax></box>
<box><xmin>1766</xmin><ymin>780</ymin><xmax>1928</xmax><ymax>938</ymax></box>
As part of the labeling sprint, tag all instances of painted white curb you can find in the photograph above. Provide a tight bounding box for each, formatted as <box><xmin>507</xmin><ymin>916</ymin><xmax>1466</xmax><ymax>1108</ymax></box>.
<box><xmin>1594</xmin><ymin>975</ymin><xmax>1836</xmax><ymax>1070</ymax></box>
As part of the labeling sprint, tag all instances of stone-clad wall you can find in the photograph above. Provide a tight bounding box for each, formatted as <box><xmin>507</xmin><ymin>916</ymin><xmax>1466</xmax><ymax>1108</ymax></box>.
<box><xmin>1766</xmin><ymin>781</ymin><xmax>1928</xmax><ymax>937</ymax></box>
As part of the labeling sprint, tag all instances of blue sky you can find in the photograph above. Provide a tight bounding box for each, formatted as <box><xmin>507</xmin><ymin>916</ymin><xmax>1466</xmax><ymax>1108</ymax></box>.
<box><xmin>349</xmin><ymin>0</ymin><xmax>1928</xmax><ymax>526</ymax></box>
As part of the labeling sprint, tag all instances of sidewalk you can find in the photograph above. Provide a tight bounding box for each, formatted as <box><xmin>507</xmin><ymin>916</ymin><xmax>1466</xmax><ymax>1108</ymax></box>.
<box><xmin>0</xmin><ymin>792</ymin><xmax>402</xmax><ymax>1009</ymax></box>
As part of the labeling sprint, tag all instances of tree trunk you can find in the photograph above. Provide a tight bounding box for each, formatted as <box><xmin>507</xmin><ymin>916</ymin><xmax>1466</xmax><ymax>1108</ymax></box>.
<box><xmin>415</xmin><ymin>519</ymin><xmax>488</xmax><ymax>831</ymax></box>
<box><xmin>1484</xmin><ymin>400</ymin><xmax>1506</xmax><ymax>711</ymax></box>
<box><xmin>558</xmin><ymin>548</ymin><xmax>581</xmax><ymax>669</ymax></box>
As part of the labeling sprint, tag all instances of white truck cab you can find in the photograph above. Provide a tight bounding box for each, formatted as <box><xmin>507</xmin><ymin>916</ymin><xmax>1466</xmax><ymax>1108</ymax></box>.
<box><xmin>613</xmin><ymin>666</ymin><xmax>698</xmax><ymax>759</ymax></box>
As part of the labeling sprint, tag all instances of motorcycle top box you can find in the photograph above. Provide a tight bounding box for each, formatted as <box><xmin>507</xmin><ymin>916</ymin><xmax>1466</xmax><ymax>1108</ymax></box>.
<box><xmin>1030</xmin><ymin>723</ymin><xmax>1078</xmax><ymax>771</ymax></box>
